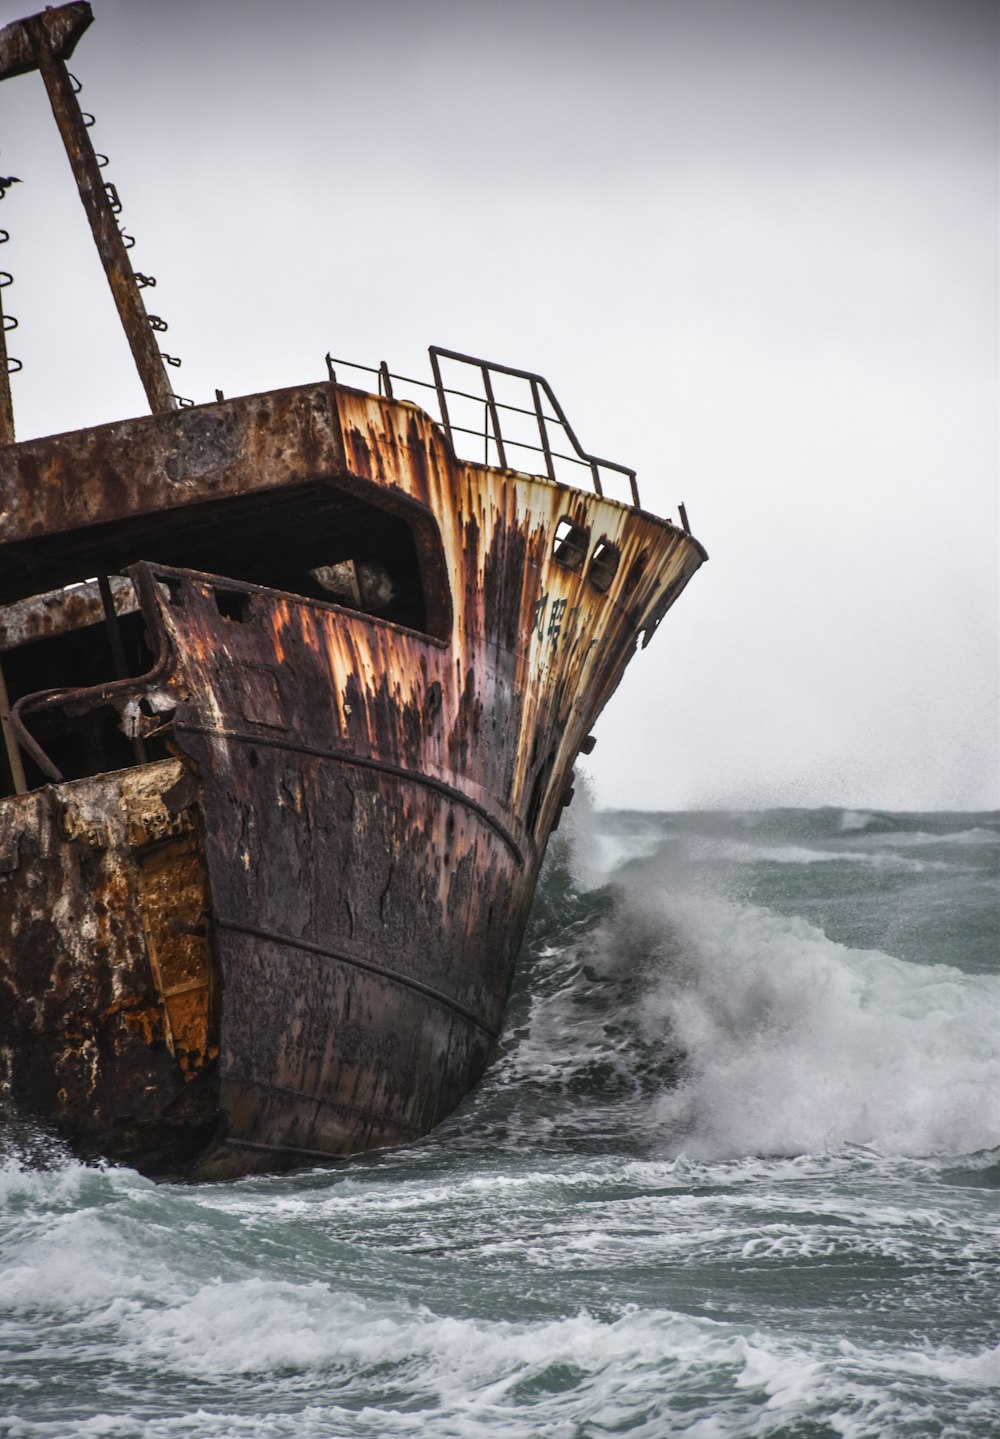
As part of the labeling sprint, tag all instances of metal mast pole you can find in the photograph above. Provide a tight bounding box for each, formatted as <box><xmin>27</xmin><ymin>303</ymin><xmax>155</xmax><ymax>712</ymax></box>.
<box><xmin>0</xmin><ymin>2</ymin><xmax>176</xmax><ymax>414</ymax></box>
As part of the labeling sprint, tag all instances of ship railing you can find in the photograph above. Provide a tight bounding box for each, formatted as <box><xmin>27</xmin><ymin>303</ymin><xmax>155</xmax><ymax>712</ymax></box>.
<box><xmin>325</xmin><ymin>346</ymin><xmax>641</xmax><ymax>509</ymax></box>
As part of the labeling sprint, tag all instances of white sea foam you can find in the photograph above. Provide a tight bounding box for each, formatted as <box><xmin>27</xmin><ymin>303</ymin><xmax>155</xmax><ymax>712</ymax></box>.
<box><xmin>2</xmin><ymin>1133</ymin><xmax>997</xmax><ymax>1438</ymax></box>
<box><xmin>875</xmin><ymin>826</ymin><xmax>999</xmax><ymax>847</ymax></box>
<box><xmin>2</xmin><ymin>1286</ymin><xmax>996</xmax><ymax>1438</ymax></box>
<box><xmin>2</xmin><ymin>807</ymin><xmax>997</xmax><ymax>1439</ymax></box>
<box><xmin>589</xmin><ymin>829</ymin><xmax>665</xmax><ymax>877</ymax></box>
<box><xmin>697</xmin><ymin>838</ymin><xmax>949</xmax><ymax>870</ymax></box>
<box><xmin>561</xmin><ymin>791</ymin><xmax>666</xmax><ymax>885</ymax></box>
<box><xmin>588</xmin><ymin>865</ymin><xmax>1000</xmax><ymax>1160</ymax></box>
<box><xmin>840</xmin><ymin>809</ymin><xmax>876</xmax><ymax>831</ymax></box>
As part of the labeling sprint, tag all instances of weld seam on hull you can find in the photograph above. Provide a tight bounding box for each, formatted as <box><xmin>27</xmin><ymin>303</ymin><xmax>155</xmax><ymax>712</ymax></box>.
<box><xmin>218</xmin><ymin>1136</ymin><xmax>370</xmax><ymax>1161</ymax></box>
<box><xmin>215</xmin><ymin>916</ymin><xmax>502</xmax><ymax>1039</ymax></box>
<box><xmin>174</xmin><ymin>721</ymin><xmax>526</xmax><ymax>863</ymax></box>
<box><xmin>220</xmin><ymin>1074</ymin><xmax>425</xmax><ymax>1138</ymax></box>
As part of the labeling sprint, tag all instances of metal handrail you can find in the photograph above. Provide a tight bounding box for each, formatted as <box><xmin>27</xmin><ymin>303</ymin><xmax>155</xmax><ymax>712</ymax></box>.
<box><xmin>324</xmin><ymin>346</ymin><xmax>640</xmax><ymax>508</ymax></box>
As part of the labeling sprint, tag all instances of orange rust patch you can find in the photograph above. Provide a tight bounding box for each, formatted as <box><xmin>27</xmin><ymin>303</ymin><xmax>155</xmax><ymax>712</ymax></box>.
<box><xmin>134</xmin><ymin>824</ymin><xmax>215</xmax><ymax>1081</ymax></box>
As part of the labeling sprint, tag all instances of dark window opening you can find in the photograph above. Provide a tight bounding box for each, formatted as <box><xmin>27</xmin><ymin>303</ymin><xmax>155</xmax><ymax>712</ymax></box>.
<box><xmin>109</xmin><ymin>482</ymin><xmax>439</xmax><ymax>635</ymax></box>
<box><xmin>587</xmin><ymin>539</ymin><xmax>620</xmax><ymax>593</ymax></box>
<box><xmin>214</xmin><ymin>587</ymin><xmax>250</xmax><ymax>622</ymax></box>
<box><xmin>0</xmin><ymin>603</ymin><xmax>171</xmax><ymax>795</ymax></box>
<box><xmin>0</xmin><ymin>479</ymin><xmax>451</xmax><ymax>640</ymax></box>
<box><xmin>0</xmin><ymin>479</ymin><xmax>452</xmax><ymax>796</ymax></box>
<box><xmin>552</xmin><ymin>518</ymin><xmax>589</xmax><ymax>572</ymax></box>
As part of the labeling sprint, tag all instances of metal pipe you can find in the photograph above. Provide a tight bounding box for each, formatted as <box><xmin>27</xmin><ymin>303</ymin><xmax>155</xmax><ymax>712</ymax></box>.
<box><xmin>0</xmin><ymin>658</ymin><xmax>27</xmax><ymax>794</ymax></box>
<box><xmin>97</xmin><ymin>572</ymin><xmax>147</xmax><ymax>763</ymax></box>
<box><xmin>430</xmin><ymin>346</ymin><xmax>638</xmax><ymax>501</ymax></box>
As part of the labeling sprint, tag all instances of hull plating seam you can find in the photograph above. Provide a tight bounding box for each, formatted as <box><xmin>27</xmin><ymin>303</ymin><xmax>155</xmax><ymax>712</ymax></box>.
<box><xmin>173</xmin><ymin>721</ymin><xmax>526</xmax><ymax>862</ymax></box>
<box><xmin>219</xmin><ymin>1135</ymin><xmax>396</xmax><ymax>1161</ymax></box>
<box><xmin>221</xmin><ymin>1074</ymin><xmax>425</xmax><ymax>1136</ymax></box>
<box><xmin>216</xmin><ymin>917</ymin><xmax>502</xmax><ymax>1038</ymax></box>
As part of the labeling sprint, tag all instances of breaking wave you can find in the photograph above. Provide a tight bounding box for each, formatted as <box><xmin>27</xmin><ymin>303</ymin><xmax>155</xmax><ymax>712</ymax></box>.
<box><xmin>482</xmin><ymin>820</ymin><xmax>1000</xmax><ymax>1163</ymax></box>
<box><xmin>1</xmin><ymin>805</ymin><xmax>997</xmax><ymax>1439</ymax></box>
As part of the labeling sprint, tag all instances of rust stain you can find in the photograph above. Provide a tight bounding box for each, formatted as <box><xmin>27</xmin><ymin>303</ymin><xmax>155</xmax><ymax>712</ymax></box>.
<box><xmin>0</xmin><ymin>761</ymin><xmax>220</xmax><ymax>1171</ymax></box>
<box><xmin>0</xmin><ymin>364</ymin><xmax>705</xmax><ymax>1179</ymax></box>
<box><xmin>0</xmin><ymin>2</ymin><xmax>711</xmax><ymax>1177</ymax></box>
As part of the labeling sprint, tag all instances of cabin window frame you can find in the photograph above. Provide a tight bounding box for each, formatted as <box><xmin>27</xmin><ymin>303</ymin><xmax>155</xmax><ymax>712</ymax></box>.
<box><xmin>551</xmin><ymin>517</ymin><xmax>590</xmax><ymax>572</ymax></box>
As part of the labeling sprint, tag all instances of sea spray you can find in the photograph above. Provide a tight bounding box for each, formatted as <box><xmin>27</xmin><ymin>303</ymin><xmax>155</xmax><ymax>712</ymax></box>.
<box><xmin>625</xmin><ymin>879</ymin><xmax>998</xmax><ymax>1158</ymax></box>
<box><xmin>492</xmin><ymin>814</ymin><xmax>1000</xmax><ymax>1163</ymax></box>
<box><xmin>1</xmin><ymin>807</ymin><xmax>997</xmax><ymax>1438</ymax></box>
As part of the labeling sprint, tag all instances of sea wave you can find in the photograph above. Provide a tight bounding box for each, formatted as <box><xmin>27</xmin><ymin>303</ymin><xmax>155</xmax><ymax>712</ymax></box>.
<box><xmin>637</xmin><ymin>883</ymin><xmax>999</xmax><ymax>1159</ymax></box>
<box><xmin>839</xmin><ymin>809</ymin><xmax>876</xmax><ymax>831</ymax></box>
<box><xmin>1</xmin><ymin>1261</ymin><xmax>996</xmax><ymax>1439</ymax></box>
<box><xmin>696</xmin><ymin>839</ymin><xmax>950</xmax><ymax>870</ymax></box>
<box><xmin>1</xmin><ymin>806</ymin><xmax>997</xmax><ymax>1439</ymax></box>
<box><xmin>499</xmin><ymin>835</ymin><xmax>1000</xmax><ymax>1163</ymax></box>
<box><xmin>868</xmin><ymin>826</ymin><xmax>999</xmax><ymax>847</ymax></box>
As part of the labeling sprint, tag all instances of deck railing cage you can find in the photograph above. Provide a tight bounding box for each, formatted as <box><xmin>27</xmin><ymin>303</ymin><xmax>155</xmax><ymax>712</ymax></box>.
<box><xmin>325</xmin><ymin>346</ymin><xmax>640</xmax><ymax>508</ymax></box>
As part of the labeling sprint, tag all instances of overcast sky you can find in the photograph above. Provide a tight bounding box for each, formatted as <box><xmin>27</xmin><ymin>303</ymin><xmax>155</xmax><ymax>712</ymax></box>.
<box><xmin>1</xmin><ymin>0</ymin><xmax>996</xmax><ymax>811</ymax></box>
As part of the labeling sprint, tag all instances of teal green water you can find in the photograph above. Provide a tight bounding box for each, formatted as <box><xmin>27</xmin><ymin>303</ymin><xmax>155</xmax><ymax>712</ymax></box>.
<box><xmin>2</xmin><ymin>808</ymin><xmax>998</xmax><ymax>1437</ymax></box>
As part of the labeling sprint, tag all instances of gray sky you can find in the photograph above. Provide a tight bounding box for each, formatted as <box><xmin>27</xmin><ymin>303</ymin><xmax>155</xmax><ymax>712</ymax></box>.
<box><xmin>2</xmin><ymin>0</ymin><xmax>997</xmax><ymax>811</ymax></box>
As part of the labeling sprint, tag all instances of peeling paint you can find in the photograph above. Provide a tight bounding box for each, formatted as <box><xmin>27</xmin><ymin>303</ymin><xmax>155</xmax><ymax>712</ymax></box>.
<box><xmin>0</xmin><ymin>374</ymin><xmax>705</xmax><ymax>1179</ymax></box>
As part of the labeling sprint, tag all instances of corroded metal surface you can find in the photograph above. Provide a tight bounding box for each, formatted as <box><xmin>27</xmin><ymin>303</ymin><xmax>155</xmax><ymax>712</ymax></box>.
<box><xmin>0</xmin><ymin>384</ymin><xmax>344</xmax><ymax>604</ymax></box>
<box><xmin>0</xmin><ymin>760</ymin><xmax>217</xmax><ymax>1171</ymax></box>
<box><xmin>0</xmin><ymin>0</ymin><xmax>707</xmax><ymax>1179</ymax></box>
<box><xmin>0</xmin><ymin>577</ymin><xmax>134</xmax><ymax>651</ymax></box>
<box><xmin>0</xmin><ymin>378</ymin><xmax>705</xmax><ymax>1177</ymax></box>
<box><xmin>0</xmin><ymin>1</ymin><xmax>90</xmax><ymax>80</ymax></box>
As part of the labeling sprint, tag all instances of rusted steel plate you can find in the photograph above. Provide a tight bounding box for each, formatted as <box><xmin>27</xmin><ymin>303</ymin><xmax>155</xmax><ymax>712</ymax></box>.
<box><xmin>0</xmin><ymin>384</ymin><xmax>344</xmax><ymax>603</ymax></box>
<box><xmin>327</xmin><ymin>390</ymin><xmax>703</xmax><ymax>839</ymax></box>
<box><xmin>0</xmin><ymin>759</ymin><xmax>217</xmax><ymax>1170</ymax></box>
<box><xmin>0</xmin><ymin>1</ymin><xmax>90</xmax><ymax>82</ymax></box>
<box><xmin>121</xmin><ymin>402</ymin><xmax>699</xmax><ymax>1166</ymax></box>
<box><xmin>0</xmin><ymin>376</ymin><xmax>706</xmax><ymax>1176</ymax></box>
<box><xmin>0</xmin><ymin>576</ymin><xmax>135</xmax><ymax>651</ymax></box>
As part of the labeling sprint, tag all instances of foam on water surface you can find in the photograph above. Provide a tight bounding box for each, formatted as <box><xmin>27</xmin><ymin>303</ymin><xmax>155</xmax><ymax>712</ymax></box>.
<box><xmin>1</xmin><ymin>807</ymin><xmax>997</xmax><ymax>1438</ymax></box>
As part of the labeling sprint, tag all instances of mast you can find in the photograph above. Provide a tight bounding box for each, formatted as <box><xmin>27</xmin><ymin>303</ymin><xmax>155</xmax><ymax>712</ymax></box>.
<box><xmin>0</xmin><ymin>2</ymin><xmax>177</xmax><ymax>416</ymax></box>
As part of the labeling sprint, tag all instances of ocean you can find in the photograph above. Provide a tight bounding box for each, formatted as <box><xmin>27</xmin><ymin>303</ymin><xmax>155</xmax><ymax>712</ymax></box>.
<box><xmin>2</xmin><ymin>805</ymin><xmax>998</xmax><ymax>1438</ymax></box>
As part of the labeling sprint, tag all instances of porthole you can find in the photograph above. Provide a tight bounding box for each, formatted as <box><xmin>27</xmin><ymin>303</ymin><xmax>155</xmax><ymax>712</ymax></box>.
<box><xmin>552</xmin><ymin>517</ymin><xmax>589</xmax><ymax>571</ymax></box>
<box><xmin>587</xmin><ymin>539</ymin><xmax>620</xmax><ymax>593</ymax></box>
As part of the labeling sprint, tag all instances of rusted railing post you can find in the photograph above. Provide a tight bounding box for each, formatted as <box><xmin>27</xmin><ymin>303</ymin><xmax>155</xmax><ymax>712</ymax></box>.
<box><xmin>428</xmin><ymin>347</ymin><xmax>454</xmax><ymax>452</ymax></box>
<box><xmin>529</xmin><ymin>377</ymin><xmax>556</xmax><ymax>484</ymax></box>
<box><xmin>0</xmin><ymin>660</ymin><xmax>27</xmax><ymax>794</ymax></box>
<box><xmin>480</xmin><ymin>365</ymin><xmax>507</xmax><ymax>471</ymax></box>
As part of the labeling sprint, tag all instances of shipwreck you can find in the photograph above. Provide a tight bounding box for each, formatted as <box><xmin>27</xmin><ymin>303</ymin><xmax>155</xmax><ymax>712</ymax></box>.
<box><xmin>0</xmin><ymin>3</ymin><xmax>706</xmax><ymax>1178</ymax></box>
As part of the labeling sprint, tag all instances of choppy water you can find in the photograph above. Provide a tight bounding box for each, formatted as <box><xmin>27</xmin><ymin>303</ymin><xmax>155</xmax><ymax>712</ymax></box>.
<box><xmin>2</xmin><ymin>806</ymin><xmax>998</xmax><ymax>1437</ymax></box>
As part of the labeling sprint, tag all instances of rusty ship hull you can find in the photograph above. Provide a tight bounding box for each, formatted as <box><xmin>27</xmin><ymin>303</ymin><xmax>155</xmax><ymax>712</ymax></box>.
<box><xmin>0</xmin><ymin>378</ymin><xmax>706</xmax><ymax>1178</ymax></box>
<box><xmin>0</xmin><ymin>2</ymin><xmax>706</xmax><ymax>1178</ymax></box>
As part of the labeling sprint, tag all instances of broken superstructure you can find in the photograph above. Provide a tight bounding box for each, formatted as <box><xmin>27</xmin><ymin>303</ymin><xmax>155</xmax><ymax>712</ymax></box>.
<box><xmin>0</xmin><ymin>3</ymin><xmax>706</xmax><ymax>1177</ymax></box>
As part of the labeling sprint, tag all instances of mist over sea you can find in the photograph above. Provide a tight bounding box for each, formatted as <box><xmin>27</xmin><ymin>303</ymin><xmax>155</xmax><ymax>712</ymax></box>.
<box><xmin>2</xmin><ymin>805</ymin><xmax>998</xmax><ymax>1437</ymax></box>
